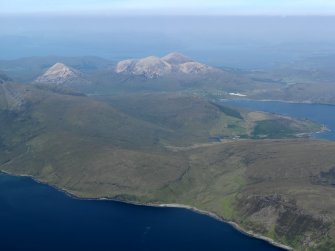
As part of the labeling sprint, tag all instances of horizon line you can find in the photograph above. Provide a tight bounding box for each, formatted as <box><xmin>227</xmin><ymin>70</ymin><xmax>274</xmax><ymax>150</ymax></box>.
<box><xmin>1</xmin><ymin>12</ymin><xmax>335</xmax><ymax>17</ymax></box>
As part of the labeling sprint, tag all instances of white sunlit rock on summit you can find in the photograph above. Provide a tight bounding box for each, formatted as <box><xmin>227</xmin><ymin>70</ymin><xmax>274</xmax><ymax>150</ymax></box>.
<box><xmin>116</xmin><ymin>56</ymin><xmax>173</xmax><ymax>78</ymax></box>
<box><xmin>134</xmin><ymin>56</ymin><xmax>172</xmax><ymax>76</ymax></box>
<box><xmin>35</xmin><ymin>63</ymin><xmax>83</xmax><ymax>85</ymax></box>
<box><xmin>161</xmin><ymin>52</ymin><xmax>194</xmax><ymax>65</ymax></box>
<box><xmin>115</xmin><ymin>52</ymin><xmax>220</xmax><ymax>78</ymax></box>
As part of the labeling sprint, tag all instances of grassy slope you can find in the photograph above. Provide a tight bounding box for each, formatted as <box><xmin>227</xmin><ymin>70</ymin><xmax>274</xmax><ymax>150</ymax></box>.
<box><xmin>154</xmin><ymin>140</ymin><xmax>335</xmax><ymax>250</ymax></box>
<box><xmin>99</xmin><ymin>93</ymin><xmax>319</xmax><ymax>142</ymax></box>
<box><xmin>99</xmin><ymin>93</ymin><xmax>251</xmax><ymax>144</ymax></box>
<box><xmin>0</xmin><ymin>83</ymin><xmax>191</xmax><ymax>198</ymax></box>
<box><xmin>0</xmin><ymin>83</ymin><xmax>333</xmax><ymax>250</ymax></box>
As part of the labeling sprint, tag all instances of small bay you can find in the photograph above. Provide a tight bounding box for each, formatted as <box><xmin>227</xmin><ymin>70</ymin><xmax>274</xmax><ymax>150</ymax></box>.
<box><xmin>223</xmin><ymin>100</ymin><xmax>335</xmax><ymax>140</ymax></box>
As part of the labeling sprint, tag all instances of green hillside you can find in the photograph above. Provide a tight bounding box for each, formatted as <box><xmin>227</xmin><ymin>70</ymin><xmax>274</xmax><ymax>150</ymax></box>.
<box><xmin>0</xmin><ymin>82</ymin><xmax>332</xmax><ymax>250</ymax></box>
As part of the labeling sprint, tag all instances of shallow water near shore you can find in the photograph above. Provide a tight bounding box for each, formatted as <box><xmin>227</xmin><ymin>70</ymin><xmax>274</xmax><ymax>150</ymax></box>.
<box><xmin>223</xmin><ymin>99</ymin><xmax>335</xmax><ymax>140</ymax></box>
<box><xmin>0</xmin><ymin>172</ymin><xmax>285</xmax><ymax>251</ymax></box>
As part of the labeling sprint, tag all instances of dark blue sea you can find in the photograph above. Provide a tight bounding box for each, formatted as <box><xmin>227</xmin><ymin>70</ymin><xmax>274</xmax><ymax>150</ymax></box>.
<box><xmin>0</xmin><ymin>172</ymin><xmax>285</xmax><ymax>251</ymax></box>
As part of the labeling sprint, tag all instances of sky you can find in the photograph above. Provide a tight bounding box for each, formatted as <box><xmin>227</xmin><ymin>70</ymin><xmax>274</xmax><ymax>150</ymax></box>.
<box><xmin>1</xmin><ymin>0</ymin><xmax>335</xmax><ymax>15</ymax></box>
<box><xmin>0</xmin><ymin>1</ymin><xmax>335</xmax><ymax>66</ymax></box>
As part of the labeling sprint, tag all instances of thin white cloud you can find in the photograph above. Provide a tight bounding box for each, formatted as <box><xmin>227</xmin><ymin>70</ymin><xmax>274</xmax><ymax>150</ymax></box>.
<box><xmin>1</xmin><ymin>0</ymin><xmax>335</xmax><ymax>15</ymax></box>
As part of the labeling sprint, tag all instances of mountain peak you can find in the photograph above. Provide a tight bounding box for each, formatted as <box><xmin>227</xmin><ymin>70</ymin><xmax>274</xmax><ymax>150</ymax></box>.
<box><xmin>115</xmin><ymin>52</ymin><xmax>219</xmax><ymax>78</ymax></box>
<box><xmin>134</xmin><ymin>56</ymin><xmax>172</xmax><ymax>78</ymax></box>
<box><xmin>45</xmin><ymin>63</ymin><xmax>76</xmax><ymax>76</ymax></box>
<box><xmin>35</xmin><ymin>63</ymin><xmax>81</xmax><ymax>85</ymax></box>
<box><xmin>116</xmin><ymin>56</ymin><xmax>173</xmax><ymax>78</ymax></box>
<box><xmin>161</xmin><ymin>52</ymin><xmax>193</xmax><ymax>65</ymax></box>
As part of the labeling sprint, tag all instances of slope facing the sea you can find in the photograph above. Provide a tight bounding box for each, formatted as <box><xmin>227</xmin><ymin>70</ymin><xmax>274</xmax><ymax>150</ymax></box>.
<box><xmin>0</xmin><ymin>82</ymin><xmax>334</xmax><ymax>250</ymax></box>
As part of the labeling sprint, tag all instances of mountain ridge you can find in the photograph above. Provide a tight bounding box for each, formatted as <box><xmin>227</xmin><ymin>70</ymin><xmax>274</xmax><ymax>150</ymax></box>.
<box><xmin>115</xmin><ymin>52</ymin><xmax>219</xmax><ymax>78</ymax></box>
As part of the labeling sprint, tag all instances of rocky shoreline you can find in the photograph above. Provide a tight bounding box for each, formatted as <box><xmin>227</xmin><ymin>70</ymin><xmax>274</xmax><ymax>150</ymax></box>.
<box><xmin>156</xmin><ymin>203</ymin><xmax>293</xmax><ymax>251</ymax></box>
<box><xmin>0</xmin><ymin>170</ymin><xmax>293</xmax><ymax>251</ymax></box>
<box><xmin>220</xmin><ymin>97</ymin><xmax>335</xmax><ymax>106</ymax></box>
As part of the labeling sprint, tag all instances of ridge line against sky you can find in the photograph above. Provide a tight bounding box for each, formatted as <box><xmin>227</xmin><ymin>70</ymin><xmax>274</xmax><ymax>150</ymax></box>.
<box><xmin>1</xmin><ymin>0</ymin><xmax>335</xmax><ymax>15</ymax></box>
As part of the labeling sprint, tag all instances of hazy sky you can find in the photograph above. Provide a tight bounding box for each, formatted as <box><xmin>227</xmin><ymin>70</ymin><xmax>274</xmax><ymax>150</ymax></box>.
<box><xmin>1</xmin><ymin>0</ymin><xmax>335</xmax><ymax>15</ymax></box>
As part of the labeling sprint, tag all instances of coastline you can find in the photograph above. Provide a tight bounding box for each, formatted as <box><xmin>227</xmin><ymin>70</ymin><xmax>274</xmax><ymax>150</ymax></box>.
<box><xmin>220</xmin><ymin>97</ymin><xmax>335</xmax><ymax>106</ymax></box>
<box><xmin>221</xmin><ymin>97</ymin><xmax>332</xmax><ymax>138</ymax></box>
<box><xmin>155</xmin><ymin>203</ymin><xmax>293</xmax><ymax>251</ymax></box>
<box><xmin>0</xmin><ymin>170</ymin><xmax>293</xmax><ymax>251</ymax></box>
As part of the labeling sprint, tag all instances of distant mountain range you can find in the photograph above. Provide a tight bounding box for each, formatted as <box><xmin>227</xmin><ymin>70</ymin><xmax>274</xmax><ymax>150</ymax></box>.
<box><xmin>1</xmin><ymin>53</ymin><xmax>335</xmax><ymax>104</ymax></box>
<box><xmin>116</xmin><ymin>52</ymin><xmax>219</xmax><ymax>78</ymax></box>
<box><xmin>26</xmin><ymin>53</ymin><xmax>249</xmax><ymax>95</ymax></box>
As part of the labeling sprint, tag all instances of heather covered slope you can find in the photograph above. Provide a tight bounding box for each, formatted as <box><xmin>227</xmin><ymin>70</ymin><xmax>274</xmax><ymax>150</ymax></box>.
<box><xmin>102</xmin><ymin>93</ymin><xmax>320</xmax><ymax>141</ymax></box>
<box><xmin>156</xmin><ymin>140</ymin><xmax>335</xmax><ymax>251</ymax></box>
<box><xmin>0</xmin><ymin>83</ymin><xmax>321</xmax><ymax>194</ymax></box>
<box><xmin>0</xmin><ymin>82</ymin><xmax>315</xmax><ymax>151</ymax></box>
<box><xmin>0</xmin><ymin>83</ymin><xmax>190</xmax><ymax>197</ymax></box>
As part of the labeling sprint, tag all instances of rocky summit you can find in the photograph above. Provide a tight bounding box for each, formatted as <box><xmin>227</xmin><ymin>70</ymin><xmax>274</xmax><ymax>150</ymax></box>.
<box><xmin>35</xmin><ymin>63</ymin><xmax>82</xmax><ymax>85</ymax></box>
<box><xmin>161</xmin><ymin>52</ymin><xmax>194</xmax><ymax>65</ymax></box>
<box><xmin>115</xmin><ymin>53</ymin><xmax>219</xmax><ymax>78</ymax></box>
